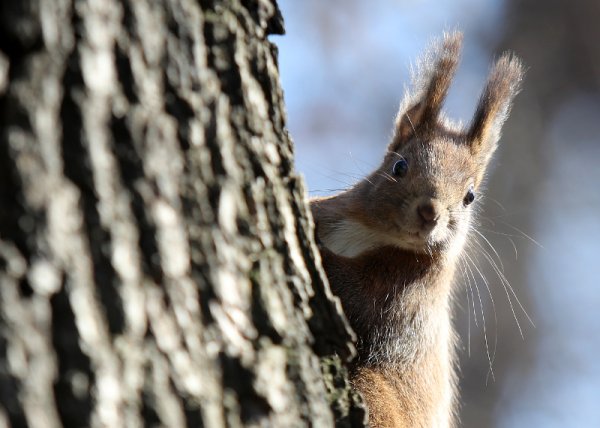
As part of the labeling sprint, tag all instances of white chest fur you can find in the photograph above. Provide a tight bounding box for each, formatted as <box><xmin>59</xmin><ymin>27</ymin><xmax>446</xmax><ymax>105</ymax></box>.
<box><xmin>321</xmin><ymin>219</ymin><xmax>389</xmax><ymax>258</ymax></box>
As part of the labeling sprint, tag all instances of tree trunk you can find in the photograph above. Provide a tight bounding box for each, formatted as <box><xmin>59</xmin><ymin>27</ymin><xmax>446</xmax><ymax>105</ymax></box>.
<box><xmin>0</xmin><ymin>1</ymin><xmax>364</xmax><ymax>426</ymax></box>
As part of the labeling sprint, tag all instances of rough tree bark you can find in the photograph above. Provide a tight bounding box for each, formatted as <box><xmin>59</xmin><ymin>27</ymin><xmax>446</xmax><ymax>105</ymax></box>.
<box><xmin>0</xmin><ymin>0</ymin><xmax>365</xmax><ymax>427</ymax></box>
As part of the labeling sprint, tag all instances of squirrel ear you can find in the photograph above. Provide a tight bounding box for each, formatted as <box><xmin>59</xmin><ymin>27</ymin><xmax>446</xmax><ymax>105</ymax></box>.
<box><xmin>467</xmin><ymin>53</ymin><xmax>524</xmax><ymax>158</ymax></box>
<box><xmin>392</xmin><ymin>31</ymin><xmax>463</xmax><ymax>147</ymax></box>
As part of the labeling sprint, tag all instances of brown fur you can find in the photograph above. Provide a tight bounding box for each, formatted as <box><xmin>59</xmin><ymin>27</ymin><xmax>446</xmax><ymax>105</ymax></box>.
<box><xmin>310</xmin><ymin>32</ymin><xmax>523</xmax><ymax>427</ymax></box>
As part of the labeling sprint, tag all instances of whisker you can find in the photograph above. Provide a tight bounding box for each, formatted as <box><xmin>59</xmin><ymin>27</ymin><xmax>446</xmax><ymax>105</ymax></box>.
<box><xmin>318</xmin><ymin>171</ymin><xmax>361</xmax><ymax>188</ymax></box>
<box><xmin>381</xmin><ymin>171</ymin><xmax>398</xmax><ymax>182</ymax></box>
<box><xmin>470</xmin><ymin>240</ymin><xmax>522</xmax><ymax>341</ymax></box>
<box><xmin>348</xmin><ymin>151</ymin><xmax>380</xmax><ymax>185</ymax></box>
<box><xmin>469</xmin><ymin>235</ymin><xmax>535</xmax><ymax>337</ymax></box>
<box><xmin>348</xmin><ymin>151</ymin><xmax>377</xmax><ymax>169</ymax></box>
<box><xmin>481</xmin><ymin>195</ymin><xmax>507</xmax><ymax>212</ymax></box>
<box><xmin>463</xmin><ymin>250</ymin><xmax>497</xmax><ymax>382</ymax></box>
<box><xmin>374</xmin><ymin>171</ymin><xmax>397</xmax><ymax>183</ymax></box>
<box><xmin>405</xmin><ymin>113</ymin><xmax>419</xmax><ymax>139</ymax></box>
<box><xmin>499</xmin><ymin>221</ymin><xmax>544</xmax><ymax>249</ymax></box>
<box><xmin>309</xmin><ymin>188</ymin><xmax>352</xmax><ymax>194</ymax></box>
<box><xmin>461</xmin><ymin>254</ymin><xmax>479</xmax><ymax>328</ymax></box>
<box><xmin>387</xmin><ymin>150</ymin><xmax>406</xmax><ymax>160</ymax></box>
<box><xmin>476</xmin><ymin>227</ymin><xmax>519</xmax><ymax>260</ymax></box>
<box><xmin>471</xmin><ymin>228</ymin><xmax>505</xmax><ymax>272</ymax></box>
<box><xmin>458</xmin><ymin>256</ymin><xmax>473</xmax><ymax>356</ymax></box>
<box><xmin>478</xmin><ymin>243</ymin><xmax>535</xmax><ymax>331</ymax></box>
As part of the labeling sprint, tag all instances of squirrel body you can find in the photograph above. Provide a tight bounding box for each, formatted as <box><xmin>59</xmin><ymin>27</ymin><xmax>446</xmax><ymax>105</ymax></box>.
<box><xmin>310</xmin><ymin>32</ymin><xmax>523</xmax><ymax>427</ymax></box>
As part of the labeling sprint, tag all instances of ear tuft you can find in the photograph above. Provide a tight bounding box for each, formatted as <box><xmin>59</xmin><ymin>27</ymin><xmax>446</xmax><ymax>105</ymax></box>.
<box><xmin>468</xmin><ymin>53</ymin><xmax>525</xmax><ymax>156</ymax></box>
<box><xmin>392</xmin><ymin>31</ymin><xmax>463</xmax><ymax>146</ymax></box>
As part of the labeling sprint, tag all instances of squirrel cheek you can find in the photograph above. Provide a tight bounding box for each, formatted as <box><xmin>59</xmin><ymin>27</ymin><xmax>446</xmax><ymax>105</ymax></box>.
<box><xmin>448</xmin><ymin>211</ymin><xmax>471</xmax><ymax>237</ymax></box>
<box><xmin>428</xmin><ymin>219</ymin><xmax>449</xmax><ymax>241</ymax></box>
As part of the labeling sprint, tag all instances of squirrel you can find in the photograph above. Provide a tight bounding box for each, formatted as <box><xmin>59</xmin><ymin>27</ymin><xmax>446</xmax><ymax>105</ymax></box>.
<box><xmin>310</xmin><ymin>32</ymin><xmax>523</xmax><ymax>427</ymax></box>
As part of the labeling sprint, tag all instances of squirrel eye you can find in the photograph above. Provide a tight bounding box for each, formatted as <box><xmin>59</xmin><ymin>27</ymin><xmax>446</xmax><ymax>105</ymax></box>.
<box><xmin>392</xmin><ymin>159</ymin><xmax>409</xmax><ymax>177</ymax></box>
<box><xmin>463</xmin><ymin>186</ymin><xmax>475</xmax><ymax>206</ymax></box>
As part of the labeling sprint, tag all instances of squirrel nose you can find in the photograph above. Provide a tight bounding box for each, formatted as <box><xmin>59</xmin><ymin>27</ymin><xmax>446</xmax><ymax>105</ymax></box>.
<box><xmin>417</xmin><ymin>202</ymin><xmax>439</xmax><ymax>227</ymax></box>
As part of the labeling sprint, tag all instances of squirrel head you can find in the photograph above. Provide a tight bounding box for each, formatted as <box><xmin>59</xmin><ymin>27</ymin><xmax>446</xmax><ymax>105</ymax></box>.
<box><xmin>349</xmin><ymin>32</ymin><xmax>524</xmax><ymax>255</ymax></box>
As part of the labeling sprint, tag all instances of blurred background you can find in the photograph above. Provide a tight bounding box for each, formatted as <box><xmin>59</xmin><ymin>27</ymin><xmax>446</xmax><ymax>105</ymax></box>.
<box><xmin>275</xmin><ymin>0</ymin><xmax>600</xmax><ymax>427</ymax></box>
